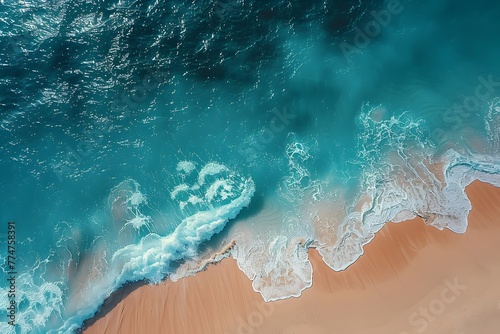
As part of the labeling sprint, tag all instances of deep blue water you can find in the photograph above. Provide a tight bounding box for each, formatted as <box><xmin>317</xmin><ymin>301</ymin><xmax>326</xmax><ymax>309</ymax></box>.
<box><xmin>1</xmin><ymin>0</ymin><xmax>500</xmax><ymax>332</ymax></box>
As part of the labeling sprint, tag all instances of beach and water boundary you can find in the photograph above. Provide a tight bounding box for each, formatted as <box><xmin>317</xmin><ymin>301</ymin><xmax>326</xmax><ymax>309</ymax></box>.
<box><xmin>82</xmin><ymin>180</ymin><xmax>500</xmax><ymax>334</ymax></box>
<box><xmin>2</xmin><ymin>1</ymin><xmax>500</xmax><ymax>333</ymax></box>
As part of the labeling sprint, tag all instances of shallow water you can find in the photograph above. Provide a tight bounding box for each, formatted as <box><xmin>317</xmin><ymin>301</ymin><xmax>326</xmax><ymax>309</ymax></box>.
<box><xmin>1</xmin><ymin>0</ymin><xmax>500</xmax><ymax>332</ymax></box>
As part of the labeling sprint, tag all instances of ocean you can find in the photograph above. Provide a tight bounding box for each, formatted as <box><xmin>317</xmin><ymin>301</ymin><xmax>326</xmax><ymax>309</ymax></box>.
<box><xmin>1</xmin><ymin>0</ymin><xmax>500</xmax><ymax>332</ymax></box>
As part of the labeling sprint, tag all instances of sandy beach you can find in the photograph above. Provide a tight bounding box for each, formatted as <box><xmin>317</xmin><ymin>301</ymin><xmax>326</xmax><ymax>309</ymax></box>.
<box><xmin>82</xmin><ymin>180</ymin><xmax>500</xmax><ymax>334</ymax></box>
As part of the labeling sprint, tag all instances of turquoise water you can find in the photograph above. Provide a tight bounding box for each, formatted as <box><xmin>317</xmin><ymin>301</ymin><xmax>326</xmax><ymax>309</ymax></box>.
<box><xmin>1</xmin><ymin>0</ymin><xmax>500</xmax><ymax>332</ymax></box>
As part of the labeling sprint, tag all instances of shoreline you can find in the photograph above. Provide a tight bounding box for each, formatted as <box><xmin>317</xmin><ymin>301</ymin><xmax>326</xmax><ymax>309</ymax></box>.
<box><xmin>83</xmin><ymin>180</ymin><xmax>500</xmax><ymax>334</ymax></box>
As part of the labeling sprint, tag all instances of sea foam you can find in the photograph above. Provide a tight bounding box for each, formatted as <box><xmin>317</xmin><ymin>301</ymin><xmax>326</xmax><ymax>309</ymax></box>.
<box><xmin>17</xmin><ymin>162</ymin><xmax>256</xmax><ymax>334</ymax></box>
<box><xmin>223</xmin><ymin>105</ymin><xmax>500</xmax><ymax>302</ymax></box>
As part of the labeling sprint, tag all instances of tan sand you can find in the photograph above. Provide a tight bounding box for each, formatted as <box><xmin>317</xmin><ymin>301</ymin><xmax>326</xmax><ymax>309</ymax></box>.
<box><xmin>83</xmin><ymin>181</ymin><xmax>500</xmax><ymax>334</ymax></box>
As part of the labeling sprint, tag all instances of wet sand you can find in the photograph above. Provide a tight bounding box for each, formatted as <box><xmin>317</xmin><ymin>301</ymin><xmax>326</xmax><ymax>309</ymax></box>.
<box><xmin>83</xmin><ymin>181</ymin><xmax>500</xmax><ymax>334</ymax></box>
